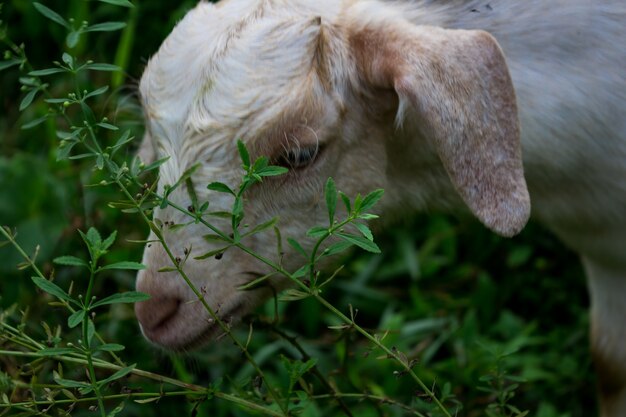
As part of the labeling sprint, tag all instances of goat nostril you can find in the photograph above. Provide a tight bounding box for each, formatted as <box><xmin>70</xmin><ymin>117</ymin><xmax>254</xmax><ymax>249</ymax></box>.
<box><xmin>135</xmin><ymin>296</ymin><xmax>181</xmax><ymax>332</ymax></box>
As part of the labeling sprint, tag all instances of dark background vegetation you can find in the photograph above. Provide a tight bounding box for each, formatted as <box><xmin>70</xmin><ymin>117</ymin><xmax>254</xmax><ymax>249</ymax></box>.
<box><xmin>1</xmin><ymin>1</ymin><xmax>594</xmax><ymax>416</ymax></box>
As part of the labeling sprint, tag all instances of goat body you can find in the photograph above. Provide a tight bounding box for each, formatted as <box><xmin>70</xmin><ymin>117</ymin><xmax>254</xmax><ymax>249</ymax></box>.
<box><xmin>136</xmin><ymin>1</ymin><xmax>626</xmax><ymax>415</ymax></box>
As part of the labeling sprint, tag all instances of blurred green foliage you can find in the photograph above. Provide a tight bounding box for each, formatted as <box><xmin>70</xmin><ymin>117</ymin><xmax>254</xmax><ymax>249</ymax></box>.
<box><xmin>0</xmin><ymin>1</ymin><xmax>595</xmax><ymax>416</ymax></box>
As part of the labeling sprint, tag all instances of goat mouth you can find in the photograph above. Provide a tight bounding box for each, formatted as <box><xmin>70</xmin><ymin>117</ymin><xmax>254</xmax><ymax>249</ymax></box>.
<box><xmin>141</xmin><ymin>301</ymin><xmax>247</xmax><ymax>352</ymax></box>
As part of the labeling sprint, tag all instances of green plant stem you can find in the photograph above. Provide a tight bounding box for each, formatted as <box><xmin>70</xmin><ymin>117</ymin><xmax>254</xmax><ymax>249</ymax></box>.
<box><xmin>0</xmin><ymin>349</ymin><xmax>283</xmax><ymax>416</ymax></box>
<box><xmin>82</xmin><ymin>263</ymin><xmax>107</xmax><ymax>417</ymax></box>
<box><xmin>0</xmin><ymin>389</ymin><xmax>283</xmax><ymax>416</ymax></box>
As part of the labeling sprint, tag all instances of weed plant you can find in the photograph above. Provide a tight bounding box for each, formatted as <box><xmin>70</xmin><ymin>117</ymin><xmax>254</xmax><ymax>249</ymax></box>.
<box><xmin>1</xmin><ymin>1</ymin><xmax>594</xmax><ymax>417</ymax></box>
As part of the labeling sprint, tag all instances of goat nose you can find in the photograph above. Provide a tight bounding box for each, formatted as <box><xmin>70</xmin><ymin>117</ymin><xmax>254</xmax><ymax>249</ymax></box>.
<box><xmin>134</xmin><ymin>295</ymin><xmax>181</xmax><ymax>332</ymax></box>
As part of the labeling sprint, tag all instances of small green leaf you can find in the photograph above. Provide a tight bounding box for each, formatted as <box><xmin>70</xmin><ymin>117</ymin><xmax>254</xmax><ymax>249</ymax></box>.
<box><xmin>279</xmin><ymin>289</ymin><xmax>311</xmax><ymax>302</ymax></box>
<box><xmin>203</xmin><ymin>234</ymin><xmax>230</xmax><ymax>243</ymax></box>
<box><xmin>140</xmin><ymin>156</ymin><xmax>169</xmax><ymax>173</ymax></box>
<box><xmin>22</xmin><ymin>115</ymin><xmax>49</xmax><ymax>130</ymax></box>
<box><xmin>19</xmin><ymin>89</ymin><xmax>38</xmax><ymax>111</ymax></box>
<box><xmin>237</xmin><ymin>272</ymin><xmax>276</xmax><ymax>290</ymax></box>
<box><xmin>207</xmin><ymin>182</ymin><xmax>235</xmax><ymax>195</ymax></box>
<box><xmin>98</xmin><ymin>364</ymin><xmax>135</xmax><ymax>387</ymax></box>
<box><xmin>0</xmin><ymin>58</ymin><xmax>22</xmax><ymax>71</ymax></box>
<box><xmin>322</xmin><ymin>241</ymin><xmax>354</xmax><ymax>257</ymax></box>
<box><xmin>33</xmin><ymin>3</ymin><xmax>69</xmax><ymax>28</ymax></box>
<box><xmin>98</xmin><ymin>122</ymin><xmax>119</xmax><ymax>131</ymax></box>
<box><xmin>97</xmin><ymin>0</ymin><xmax>134</xmax><ymax>7</ymax></box>
<box><xmin>353</xmin><ymin>222</ymin><xmax>374</xmax><ymax>241</ymax></box>
<box><xmin>91</xmin><ymin>291</ymin><xmax>150</xmax><ymax>308</ymax></box>
<box><xmin>68</xmin><ymin>310</ymin><xmax>84</xmax><ymax>328</ymax></box>
<box><xmin>66</xmin><ymin>31</ymin><xmax>81</xmax><ymax>49</ymax></box>
<box><xmin>358</xmin><ymin>189</ymin><xmax>384</xmax><ymax>212</ymax></box>
<box><xmin>98</xmin><ymin>261</ymin><xmax>145</xmax><ymax>271</ymax></box>
<box><xmin>53</xmin><ymin>256</ymin><xmax>88</xmax><ymax>267</ymax></box>
<box><xmin>61</xmin><ymin>53</ymin><xmax>73</xmax><ymax>67</ymax></box>
<box><xmin>339</xmin><ymin>191</ymin><xmax>351</xmax><ymax>214</ymax></box>
<box><xmin>256</xmin><ymin>166</ymin><xmax>288</xmax><ymax>177</ymax></box>
<box><xmin>194</xmin><ymin>247</ymin><xmax>230</xmax><ymax>260</ymax></box>
<box><xmin>31</xmin><ymin>276</ymin><xmax>75</xmax><ymax>304</ymax></box>
<box><xmin>38</xmin><ymin>347</ymin><xmax>76</xmax><ymax>356</ymax></box>
<box><xmin>287</xmin><ymin>238</ymin><xmax>308</xmax><ymax>258</ymax></box>
<box><xmin>102</xmin><ymin>231</ymin><xmax>117</xmax><ymax>251</ymax></box>
<box><xmin>85</xmin><ymin>22</ymin><xmax>127</xmax><ymax>32</ymax></box>
<box><xmin>84</xmin><ymin>85</ymin><xmax>109</xmax><ymax>99</ymax></box>
<box><xmin>28</xmin><ymin>67</ymin><xmax>65</xmax><ymax>76</ymax></box>
<box><xmin>53</xmin><ymin>375</ymin><xmax>90</xmax><ymax>389</ymax></box>
<box><xmin>325</xmin><ymin>177</ymin><xmax>337</xmax><ymax>226</ymax></box>
<box><xmin>243</xmin><ymin>217</ymin><xmax>278</xmax><ymax>237</ymax></box>
<box><xmin>85</xmin><ymin>227</ymin><xmax>102</xmax><ymax>248</ymax></box>
<box><xmin>95</xmin><ymin>344</ymin><xmax>125</xmax><ymax>352</ymax></box>
<box><xmin>237</xmin><ymin>140</ymin><xmax>250</xmax><ymax>167</ymax></box>
<box><xmin>306</xmin><ymin>226</ymin><xmax>328</xmax><ymax>239</ymax></box>
<box><xmin>336</xmin><ymin>233</ymin><xmax>380</xmax><ymax>253</ymax></box>
<box><xmin>85</xmin><ymin>63</ymin><xmax>121</xmax><ymax>72</ymax></box>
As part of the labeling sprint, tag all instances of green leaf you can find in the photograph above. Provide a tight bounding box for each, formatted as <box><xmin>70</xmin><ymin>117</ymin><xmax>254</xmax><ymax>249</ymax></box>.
<box><xmin>339</xmin><ymin>191</ymin><xmax>351</xmax><ymax>214</ymax></box>
<box><xmin>237</xmin><ymin>272</ymin><xmax>276</xmax><ymax>291</ymax></box>
<box><xmin>287</xmin><ymin>238</ymin><xmax>307</xmax><ymax>258</ymax></box>
<box><xmin>95</xmin><ymin>344</ymin><xmax>125</xmax><ymax>352</ymax></box>
<box><xmin>98</xmin><ymin>364</ymin><xmax>135</xmax><ymax>387</ymax></box>
<box><xmin>22</xmin><ymin>115</ymin><xmax>50</xmax><ymax>130</ymax></box>
<box><xmin>98</xmin><ymin>261</ymin><xmax>145</xmax><ymax>271</ymax></box>
<box><xmin>102</xmin><ymin>231</ymin><xmax>117</xmax><ymax>251</ymax></box>
<box><xmin>322</xmin><ymin>241</ymin><xmax>354</xmax><ymax>257</ymax></box>
<box><xmin>98</xmin><ymin>122</ymin><xmax>119</xmax><ymax>131</ymax></box>
<box><xmin>203</xmin><ymin>234</ymin><xmax>231</xmax><ymax>243</ymax></box>
<box><xmin>279</xmin><ymin>289</ymin><xmax>311</xmax><ymax>302</ymax></box>
<box><xmin>325</xmin><ymin>177</ymin><xmax>337</xmax><ymax>226</ymax></box>
<box><xmin>194</xmin><ymin>247</ymin><xmax>230</xmax><ymax>260</ymax></box>
<box><xmin>37</xmin><ymin>347</ymin><xmax>76</xmax><ymax>356</ymax></box>
<box><xmin>44</xmin><ymin>98</ymin><xmax>69</xmax><ymax>104</ymax></box>
<box><xmin>353</xmin><ymin>222</ymin><xmax>374</xmax><ymax>241</ymax></box>
<box><xmin>31</xmin><ymin>277</ymin><xmax>75</xmax><ymax>304</ymax></box>
<box><xmin>68</xmin><ymin>310</ymin><xmax>84</xmax><ymax>328</ymax></box>
<box><xmin>306</xmin><ymin>226</ymin><xmax>328</xmax><ymax>239</ymax></box>
<box><xmin>0</xmin><ymin>58</ymin><xmax>22</xmax><ymax>71</ymax></box>
<box><xmin>91</xmin><ymin>291</ymin><xmax>150</xmax><ymax>308</ymax></box>
<box><xmin>140</xmin><ymin>156</ymin><xmax>169</xmax><ymax>172</ymax></box>
<box><xmin>19</xmin><ymin>88</ymin><xmax>38</xmax><ymax>111</ymax></box>
<box><xmin>66</xmin><ymin>30</ymin><xmax>81</xmax><ymax>49</ymax></box>
<box><xmin>85</xmin><ymin>22</ymin><xmax>127</xmax><ymax>32</ymax></box>
<box><xmin>237</xmin><ymin>140</ymin><xmax>250</xmax><ymax>167</ymax></box>
<box><xmin>243</xmin><ymin>217</ymin><xmax>278</xmax><ymax>237</ymax></box>
<box><xmin>53</xmin><ymin>256</ymin><xmax>88</xmax><ymax>268</ymax></box>
<box><xmin>97</xmin><ymin>0</ymin><xmax>135</xmax><ymax>7</ymax></box>
<box><xmin>84</xmin><ymin>85</ymin><xmax>109</xmax><ymax>99</ymax></box>
<box><xmin>28</xmin><ymin>67</ymin><xmax>65</xmax><ymax>76</ymax></box>
<box><xmin>33</xmin><ymin>3</ymin><xmax>69</xmax><ymax>28</ymax></box>
<box><xmin>53</xmin><ymin>374</ymin><xmax>90</xmax><ymax>389</ymax></box>
<box><xmin>85</xmin><ymin>63</ymin><xmax>121</xmax><ymax>72</ymax></box>
<box><xmin>84</xmin><ymin>227</ymin><xmax>102</xmax><ymax>248</ymax></box>
<box><xmin>61</xmin><ymin>53</ymin><xmax>74</xmax><ymax>67</ymax></box>
<box><xmin>256</xmin><ymin>166</ymin><xmax>288</xmax><ymax>177</ymax></box>
<box><xmin>207</xmin><ymin>182</ymin><xmax>234</xmax><ymax>195</ymax></box>
<box><xmin>336</xmin><ymin>233</ymin><xmax>380</xmax><ymax>253</ymax></box>
<box><xmin>358</xmin><ymin>189</ymin><xmax>384</xmax><ymax>212</ymax></box>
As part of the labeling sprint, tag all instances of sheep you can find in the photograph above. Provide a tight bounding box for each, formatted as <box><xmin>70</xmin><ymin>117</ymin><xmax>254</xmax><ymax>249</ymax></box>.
<box><xmin>134</xmin><ymin>1</ymin><xmax>626</xmax><ymax>415</ymax></box>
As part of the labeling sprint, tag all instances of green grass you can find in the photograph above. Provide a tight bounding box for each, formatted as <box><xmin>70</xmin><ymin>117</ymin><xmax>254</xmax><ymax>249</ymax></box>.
<box><xmin>0</xmin><ymin>1</ymin><xmax>595</xmax><ymax>416</ymax></box>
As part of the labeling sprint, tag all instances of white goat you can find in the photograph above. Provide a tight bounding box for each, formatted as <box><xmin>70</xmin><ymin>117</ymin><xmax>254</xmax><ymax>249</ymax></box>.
<box><xmin>135</xmin><ymin>1</ymin><xmax>626</xmax><ymax>415</ymax></box>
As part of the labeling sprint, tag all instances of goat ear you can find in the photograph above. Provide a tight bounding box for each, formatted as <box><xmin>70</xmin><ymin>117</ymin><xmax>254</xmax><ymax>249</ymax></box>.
<box><xmin>350</xmin><ymin>22</ymin><xmax>530</xmax><ymax>237</ymax></box>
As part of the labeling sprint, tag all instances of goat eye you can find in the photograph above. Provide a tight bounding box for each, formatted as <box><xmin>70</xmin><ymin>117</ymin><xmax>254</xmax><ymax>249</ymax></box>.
<box><xmin>279</xmin><ymin>145</ymin><xmax>320</xmax><ymax>169</ymax></box>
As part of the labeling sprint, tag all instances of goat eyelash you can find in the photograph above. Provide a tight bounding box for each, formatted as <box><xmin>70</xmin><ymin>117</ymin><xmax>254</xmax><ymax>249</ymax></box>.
<box><xmin>277</xmin><ymin>144</ymin><xmax>322</xmax><ymax>169</ymax></box>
